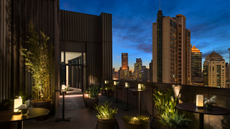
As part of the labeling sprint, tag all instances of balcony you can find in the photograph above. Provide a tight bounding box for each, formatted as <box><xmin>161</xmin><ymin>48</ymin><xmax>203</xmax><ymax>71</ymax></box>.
<box><xmin>1</xmin><ymin>81</ymin><xmax>230</xmax><ymax>129</ymax></box>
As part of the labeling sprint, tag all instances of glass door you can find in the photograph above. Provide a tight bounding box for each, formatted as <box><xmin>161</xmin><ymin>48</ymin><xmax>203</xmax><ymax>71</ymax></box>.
<box><xmin>60</xmin><ymin>51</ymin><xmax>86</xmax><ymax>92</ymax></box>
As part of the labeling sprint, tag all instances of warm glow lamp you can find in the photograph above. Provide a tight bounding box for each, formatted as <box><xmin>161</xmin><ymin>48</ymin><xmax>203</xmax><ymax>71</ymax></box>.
<box><xmin>138</xmin><ymin>84</ymin><xmax>141</xmax><ymax>90</ymax></box>
<box><xmin>125</xmin><ymin>82</ymin><xmax>129</xmax><ymax>87</ymax></box>
<box><xmin>114</xmin><ymin>81</ymin><xmax>117</xmax><ymax>86</ymax></box>
<box><xmin>14</xmin><ymin>97</ymin><xmax>22</xmax><ymax>112</ymax></box>
<box><xmin>196</xmin><ymin>94</ymin><xmax>204</xmax><ymax>108</ymax></box>
<box><xmin>62</xmin><ymin>84</ymin><xmax>66</xmax><ymax>90</ymax></box>
<box><xmin>105</xmin><ymin>80</ymin><xmax>109</xmax><ymax>84</ymax></box>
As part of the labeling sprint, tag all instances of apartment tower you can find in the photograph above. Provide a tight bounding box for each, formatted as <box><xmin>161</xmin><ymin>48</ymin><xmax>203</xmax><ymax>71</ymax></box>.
<box><xmin>120</xmin><ymin>53</ymin><xmax>129</xmax><ymax>79</ymax></box>
<box><xmin>191</xmin><ymin>45</ymin><xmax>202</xmax><ymax>84</ymax></box>
<box><xmin>134</xmin><ymin>58</ymin><xmax>142</xmax><ymax>79</ymax></box>
<box><xmin>152</xmin><ymin>10</ymin><xmax>191</xmax><ymax>85</ymax></box>
<box><xmin>203</xmin><ymin>51</ymin><xmax>225</xmax><ymax>88</ymax></box>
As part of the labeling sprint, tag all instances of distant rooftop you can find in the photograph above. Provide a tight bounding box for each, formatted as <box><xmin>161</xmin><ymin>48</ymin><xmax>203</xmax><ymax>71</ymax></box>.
<box><xmin>205</xmin><ymin>51</ymin><xmax>224</xmax><ymax>61</ymax></box>
<box><xmin>191</xmin><ymin>45</ymin><xmax>200</xmax><ymax>53</ymax></box>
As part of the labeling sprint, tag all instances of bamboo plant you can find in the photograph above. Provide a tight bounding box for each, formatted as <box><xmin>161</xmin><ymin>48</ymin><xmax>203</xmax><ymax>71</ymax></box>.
<box><xmin>21</xmin><ymin>22</ymin><xmax>53</xmax><ymax>102</ymax></box>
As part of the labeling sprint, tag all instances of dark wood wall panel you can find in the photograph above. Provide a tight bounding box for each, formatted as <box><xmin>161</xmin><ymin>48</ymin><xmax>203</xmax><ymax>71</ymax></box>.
<box><xmin>101</xmin><ymin>13</ymin><xmax>112</xmax><ymax>80</ymax></box>
<box><xmin>87</xmin><ymin>43</ymin><xmax>102</xmax><ymax>86</ymax></box>
<box><xmin>60</xmin><ymin>10</ymin><xmax>100</xmax><ymax>43</ymax></box>
<box><xmin>60</xmin><ymin>10</ymin><xmax>112</xmax><ymax>87</ymax></box>
<box><xmin>0</xmin><ymin>0</ymin><xmax>59</xmax><ymax>111</ymax></box>
<box><xmin>0</xmin><ymin>0</ymin><xmax>12</xmax><ymax>110</ymax></box>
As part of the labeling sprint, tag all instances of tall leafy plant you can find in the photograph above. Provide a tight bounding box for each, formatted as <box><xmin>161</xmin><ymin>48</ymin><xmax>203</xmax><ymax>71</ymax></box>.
<box><xmin>21</xmin><ymin>22</ymin><xmax>53</xmax><ymax>102</ymax></box>
<box><xmin>153</xmin><ymin>89</ymin><xmax>192</xmax><ymax>128</ymax></box>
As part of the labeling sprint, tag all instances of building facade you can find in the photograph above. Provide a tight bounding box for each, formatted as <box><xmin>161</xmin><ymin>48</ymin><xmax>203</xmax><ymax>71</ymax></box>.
<box><xmin>119</xmin><ymin>53</ymin><xmax>129</xmax><ymax>80</ymax></box>
<box><xmin>203</xmin><ymin>51</ymin><xmax>225</xmax><ymax>88</ymax></box>
<box><xmin>149</xmin><ymin>60</ymin><xmax>153</xmax><ymax>82</ymax></box>
<box><xmin>0</xmin><ymin>0</ymin><xmax>112</xmax><ymax>111</ymax></box>
<box><xmin>191</xmin><ymin>45</ymin><xmax>202</xmax><ymax>84</ymax></box>
<box><xmin>134</xmin><ymin>58</ymin><xmax>142</xmax><ymax>79</ymax></box>
<box><xmin>152</xmin><ymin>10</ymin><xmax>191</xmax><ymax>85</ymax></box>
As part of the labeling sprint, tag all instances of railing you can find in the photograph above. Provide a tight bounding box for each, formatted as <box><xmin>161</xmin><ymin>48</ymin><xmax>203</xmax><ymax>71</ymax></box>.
<box><xmin>108</xmin><ymin>80</ymin><xmax>230</xmax><ymax>129</ymax></box>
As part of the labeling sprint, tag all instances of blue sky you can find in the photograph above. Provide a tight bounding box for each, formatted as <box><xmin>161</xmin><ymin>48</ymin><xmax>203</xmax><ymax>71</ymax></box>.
<box><xmin>60</xmin><ymin>0</ymin><xmax>230</xmax><ymax>71</ymax></box>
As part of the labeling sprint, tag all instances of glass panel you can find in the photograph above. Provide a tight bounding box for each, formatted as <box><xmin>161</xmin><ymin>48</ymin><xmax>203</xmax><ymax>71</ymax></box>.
<box><xmin>65</xmin><ymin>52</ymin><xmax>82</xmax><ymax>64</ymax></box>
<box><xmin>67</xmin><ymin>66</ymin><xmax>82</xmax><ymax>88</ymax></box>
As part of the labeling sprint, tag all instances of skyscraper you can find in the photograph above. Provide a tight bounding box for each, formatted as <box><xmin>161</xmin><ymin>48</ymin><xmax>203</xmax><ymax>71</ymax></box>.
<box><xmin>191</xmin><ymin>45</ymin><xmax>202</xmax><ymax>84</ymax></box>
<box><xmin>152</xmin><ymin>10</ymin><xmax>191</xmax><ymax>85</ymax></box>
<box><xmin>134</xmin><ymin>58</ymin><xmax>142</xmax><ymax>79</ymax></box>
<box><xmin>203</xmin><ymin>51</ymin><xmax>225</xmax><ymax>88</ymax></box>
<box><xmin>149</xmin><ymin>60</ymin><xmax>153</xmax><ymax>82</ymax></box>
<box><xmin>120</xmin><ymin>53</ymin><xmax>129</xmax><ymax>79</ymax></box>
<box><xmin>122</xmin><ymin>53</ymin><xmax>128</xmax><ymax>70</ymax></box>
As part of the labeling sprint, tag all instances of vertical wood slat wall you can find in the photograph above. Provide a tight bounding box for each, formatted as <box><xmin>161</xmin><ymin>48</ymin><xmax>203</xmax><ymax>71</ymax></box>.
<box><xmin>0</xmin><ymin>0</ymin><xmax>59</xmax><ymax>111</ymax></box>
<box><xmin>60</xmin><ymin>10</ymin><xmax>112</xmax><ymax>86</ymax></box>
<box><xmin>0</xmin><ymin>0</ymin><xmax>12</xmax><ymax>111</ymax></box>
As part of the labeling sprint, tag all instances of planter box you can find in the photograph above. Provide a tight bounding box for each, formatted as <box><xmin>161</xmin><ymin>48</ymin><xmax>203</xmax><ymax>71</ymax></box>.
<box><xmin>87</xmin><ymin>97</ymin><xmax>99</xmax><ymax>109</ymax></box>
<box><xmin>124</xmin><ymin>122</ymin><xmax>148</xmax><ymax>129</ymax></box>
<box><xmin>83</xmin><ymin>93</ymin><xmax>90</xmax><ymax>107</ymax></box>
<box><xmin>95</xmin><ymin>118</ymin><xmax>119</xmax><ymax>129</ymax></box>
<box><xmin>32</xmin><ymin>101</ymin><xmax>52</xmax><ymax>121</ymax></box>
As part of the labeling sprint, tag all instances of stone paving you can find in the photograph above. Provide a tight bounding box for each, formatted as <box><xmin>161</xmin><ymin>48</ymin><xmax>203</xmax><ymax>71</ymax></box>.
<box><xmin>21</xmin><ymin>90</ymin><xmax>151</xmax><ymax>129</ymax></box>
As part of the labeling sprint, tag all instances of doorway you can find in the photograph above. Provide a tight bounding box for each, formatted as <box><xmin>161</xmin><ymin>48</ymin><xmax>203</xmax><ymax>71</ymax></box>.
<box><xmin>60</xmin><ymin>51</ymin><xmax>86</xmax><ymax>93</ymax></box>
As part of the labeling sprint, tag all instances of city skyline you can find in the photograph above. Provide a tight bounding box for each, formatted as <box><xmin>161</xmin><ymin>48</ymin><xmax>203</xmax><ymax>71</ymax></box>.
<box><xmin>60</xmin><ymin>0</ymin><xmax>230</xmax><ymax>71</ymax></box>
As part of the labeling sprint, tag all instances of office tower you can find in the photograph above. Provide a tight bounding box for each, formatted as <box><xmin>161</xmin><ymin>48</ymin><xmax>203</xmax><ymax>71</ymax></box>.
<box><xmin>191</xmin><ymin>45</ymin><xmax>202</xmax><ymax>84</ymax></box>
<box><xmin>134</xmin><ymin>58</ymin><xmax>142</xmax><ymax>79</ymax></box>
<box><xmin>112</xmin><ymin>68</ymin><xmax>115</xmax><ymax>79</ymax></box>
<box><xmin>149</xmin><ymin>60</ymin><xmax>153</xmax><ymax>82</ymax></box>
<box><xmin>141</xmin><ymin>66</ymin><xmax>149</xmax><ymax>82</ymax></box>
<box><xmin>225</xmin><ymin>63</ymin><xmax>229</xmax><ymax>88</ymax></box>
<box><xmin>203</xmin><ymin>51</ymin><xmax>225</xmax><ymax>88</ymax></box>
<box><xmin>120</xmin><ymin>53</ymin><xmax>129</xmax><ymax>79</ymax></box>
<box><xmin>152</xmin><ymin>10</ymin><xmax>191</xmax><ymax>85</ymax></box>
<box><xmin>122</xmin><ymin>53</ymin><xmax>128</xmax><ymax>70</ymax></box>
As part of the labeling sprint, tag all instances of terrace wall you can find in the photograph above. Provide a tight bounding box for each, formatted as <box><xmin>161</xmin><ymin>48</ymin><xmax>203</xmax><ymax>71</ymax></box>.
<box><xmin>0</xmin><ymin>0</ymin><xmax>60</xmax><ymax>112</ymax></box>
<box><xmin>60</xmin><ymin>10</ymin><xmax>112</xmax><ymax>89</ymax></box>
<box><xmin>114</xmin><ymin>80</ymin><xmax>230</xmax><ymax>129</ymax></box>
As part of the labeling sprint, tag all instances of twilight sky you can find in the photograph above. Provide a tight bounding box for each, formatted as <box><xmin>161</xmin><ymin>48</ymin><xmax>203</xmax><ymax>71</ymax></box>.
<box><xmin>60</xmin><ymin>0</ymin><xmax>230</xmax><ymax>71</ymax></box>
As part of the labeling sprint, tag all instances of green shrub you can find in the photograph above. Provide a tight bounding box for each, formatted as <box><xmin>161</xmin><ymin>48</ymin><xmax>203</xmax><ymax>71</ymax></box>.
<box><xmin>153</xmin><ymin>89</ymin><xmax>192</xmax><ymax>128</ymax></box>
<box><xmin>94</xmin><ymin>101</ymin><xmax>118</xmax><ymax>119</ymax></box>
<box><xmin>89</xmin><ymin>85</ymin><xmax>100</xmax><ymax>98</ymax></box>
<box><xmin>122</xmin><ymin>115</ymin><xmax>149</xmax><ymax>126</ymax></box>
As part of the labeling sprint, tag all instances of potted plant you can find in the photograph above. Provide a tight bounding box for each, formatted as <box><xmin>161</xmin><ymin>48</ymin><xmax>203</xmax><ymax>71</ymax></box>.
<box><xmin>21</xmin><ymin>22</ymin><xmax>53</xmax><ymax>121</ymax></box>
<box><xmin>83</xmin><ymin>88</ymin><xmax>90</xmax><ymax>107</ymax></box>
<box><xmin>204</xmin><ymin>95</ymin><xmax>216</xmax><ymax>110</ymax></box>
<box><xmin>87</xmin><ymin>85</ymin><xmax>100</xmax><ymax>109</ymax></box>
<box><xmin>3</xmin><ymin>99</ymin><xmax>13</xmax><ymax>110</ymax></box>
<box><xmin>151</xmin><ymin>89</ymin><xmax>192</xmax><ymax>129</ymax></box>
<box><xmin>122</xmin><ymin>115</ymin><xmax>150</xmax><ymax>129</ymax></box>
<box><xmin>94</xmin><ymin>101</ymin><xmax>119</xmax><ymax>129</ymax></box>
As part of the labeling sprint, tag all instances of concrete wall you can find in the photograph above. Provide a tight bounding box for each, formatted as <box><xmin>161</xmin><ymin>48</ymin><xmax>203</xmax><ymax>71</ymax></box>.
<box><xmin>113</xmin><ymin>80</ymin><xmax>230</xmax><ymax>129</ymax></box>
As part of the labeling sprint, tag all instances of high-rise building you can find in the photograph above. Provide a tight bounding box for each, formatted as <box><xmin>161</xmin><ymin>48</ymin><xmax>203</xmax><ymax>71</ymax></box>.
<box><xmin>141</xmin><ymin>66</ymin><xmax>149</xmax><ymax>82</ymax></box>
<box><xmin>134</xmin><ymin>58</ymin><xmax>142</xmax><ymax>79</ymax></box>
<box><xmin>152</xmin><ymin>10</ymin><xmax>191</xmax><ymax>85</ymax></box>
<box><xmin>225</xmin><ymin>63</ymin><xmax>229</xmax><ymax>88</ymax></box>
<box><xmin>149</xmin><ymin>60</ymin><xmax>153</xmax><ymax>82</ymax></box>
<box><xmin>191</xmin><ymin>45</ymin><xmax>202</xmax><ymax>84</ymax></box>
<box><xmin>122</xmin><ymin>53</ymin><xmax>128</xmax><ymax>70</ymax></box>
<box><xmin>203</xmin><ymin>51</ymin><xmax>225</xmax><ymax>88</ymax></box>
<box><xmin>120</xmin><ymin>53</ymin><xmax>129</xmax><ymax>80</ymax></box>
